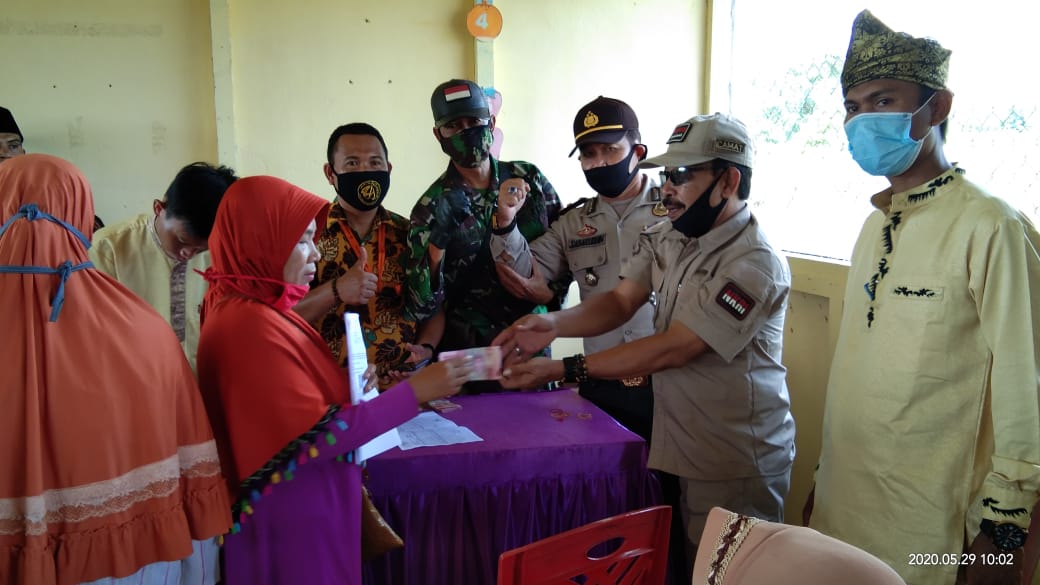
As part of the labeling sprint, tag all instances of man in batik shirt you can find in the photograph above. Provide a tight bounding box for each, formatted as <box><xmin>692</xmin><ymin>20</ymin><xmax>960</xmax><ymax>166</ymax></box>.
<box><xmin>295</xmin><ymin>123</ymin><xmax>438</xmax><ymax>390</ymax></box>
<box><xmin>406</xmin><ymin>78</ymin><xmax>566</xmax><ymax>393</ymax></box>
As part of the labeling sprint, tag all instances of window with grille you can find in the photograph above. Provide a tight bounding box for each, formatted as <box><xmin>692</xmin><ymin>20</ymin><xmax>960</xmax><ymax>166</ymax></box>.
<box><xmin>709</xmin><ymin>1</ymin><xmax>1040</xmax><ymax>260</ymax></box>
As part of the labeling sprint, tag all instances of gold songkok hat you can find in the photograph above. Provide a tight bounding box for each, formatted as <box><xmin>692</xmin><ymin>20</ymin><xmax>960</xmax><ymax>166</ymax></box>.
<box><xmin>840</xmin><ymin>10</ymin><xmax>951</xmax><ymax>95</ymax></box>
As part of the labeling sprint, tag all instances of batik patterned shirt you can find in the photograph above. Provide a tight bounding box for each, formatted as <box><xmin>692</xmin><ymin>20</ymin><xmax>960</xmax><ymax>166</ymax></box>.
<box><xmin>312</xmin><ymin>203</ymin><xmax>415</xmax><ymax>389</ymax></box>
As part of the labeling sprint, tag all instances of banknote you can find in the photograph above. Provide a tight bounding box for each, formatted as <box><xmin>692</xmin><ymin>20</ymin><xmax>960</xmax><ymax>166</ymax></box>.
<box><xmin>438</xmin><ymin>346</ymin><xmax>503</xmax><ymax>381</ymax></box>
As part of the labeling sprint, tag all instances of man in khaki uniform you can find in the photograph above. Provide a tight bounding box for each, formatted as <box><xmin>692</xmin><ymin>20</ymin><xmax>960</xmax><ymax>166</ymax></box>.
<box><xmin>808</xmin><ymin>11</ymin><xmax>1040</xmax><ymax>585</ymax></box>
<box><xmin>490</xmin><ymin>96</ymin><xmax>666</xmax><ymax>441</ymax></box>
<box><xmin>495</xmin><ymin>113</ymin><xmax>795</xmax><ymax>573</ymax></box>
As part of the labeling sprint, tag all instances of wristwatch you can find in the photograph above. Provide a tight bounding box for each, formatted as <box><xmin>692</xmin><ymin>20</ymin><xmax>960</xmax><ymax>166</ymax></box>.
<box><xmin>980</xmin><ymin>519</ymin><xmax>1028</xmax><ymax>552</ymax></box>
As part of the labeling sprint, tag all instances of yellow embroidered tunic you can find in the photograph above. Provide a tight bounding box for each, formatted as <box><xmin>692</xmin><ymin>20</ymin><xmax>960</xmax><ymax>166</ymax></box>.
<box><xmin>812</xmin><ymin>168</ymin><xmax>1040</xmax><ymax>584</ymax></box>
<box><xmin>90</xmin><ymin>213</ymin><xmax>209</xmax><ymax>373</ymax></box>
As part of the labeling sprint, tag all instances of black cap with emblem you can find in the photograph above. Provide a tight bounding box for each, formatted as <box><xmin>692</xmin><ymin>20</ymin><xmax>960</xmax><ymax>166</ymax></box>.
<box><xmin>569</xmin><ymin>96</ymin><xmax>639</xmax><ymax>157</ymax></box>
<box><xmin>430</xmin><ymin>79</ymin><xmax>491</xmax><ymax>128</ymax></box>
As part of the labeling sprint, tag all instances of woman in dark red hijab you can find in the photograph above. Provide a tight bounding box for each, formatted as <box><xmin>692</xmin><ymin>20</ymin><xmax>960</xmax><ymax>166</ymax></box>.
<box><xmin>196</xmin><ymin>176</ymin><xmax>471</xmax><ymax>585</ymax></box>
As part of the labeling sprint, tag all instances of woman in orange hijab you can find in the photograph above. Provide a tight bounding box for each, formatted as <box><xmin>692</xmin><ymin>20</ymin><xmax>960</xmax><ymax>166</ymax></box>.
<box><xmin>0</xmin><ymin>154</ymin><xmax>230</xmax><ymax>585</ymax></box>
<box><xmin>196</xmin><ymin>175</ymin><xmax>471</xmax><ymax>585</ymax></box>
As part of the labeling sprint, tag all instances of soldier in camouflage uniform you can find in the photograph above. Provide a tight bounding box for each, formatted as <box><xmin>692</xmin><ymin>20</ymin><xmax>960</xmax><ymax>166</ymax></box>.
<box><xmin>406</xmin><ymin>79</ymin><xmax>566</xmax><ymax>393</ymax></box>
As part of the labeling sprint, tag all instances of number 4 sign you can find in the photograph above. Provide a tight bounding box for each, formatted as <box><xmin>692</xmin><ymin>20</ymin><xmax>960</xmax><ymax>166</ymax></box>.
<box><xmin>466</xmin><ymin>1</ymin><xmax>503</xmax><ymax>40</ymax></box>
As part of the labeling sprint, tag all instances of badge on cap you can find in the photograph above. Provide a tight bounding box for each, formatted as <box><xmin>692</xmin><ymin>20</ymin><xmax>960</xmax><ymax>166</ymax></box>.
<box><xmin>716</xmin><ymin>281</ymin><xmax>755</xmax><ymax>321</ymax></box>
<box><xmin>443</xmin><ymin>84</ymin><xmax>472</xmax><ymax>102</ymax></box>
<box><xmin>667</xmin><ymin>123</ymin><xmax>692</xmax><ymax>144</ymax></box>
<box><xmin>713</xmin><ymin>138</ymin><xmax>745</xmax><ymax>156</ymax></box>
<box><xmin>583</xmin><ymin>111</ymin><xmax>600</xmax><ymax>129</ymax></box>
<box><xmin>357</xmin><ymin>180</ymin><xmax>382</xmax><ymax>205</ymax></box>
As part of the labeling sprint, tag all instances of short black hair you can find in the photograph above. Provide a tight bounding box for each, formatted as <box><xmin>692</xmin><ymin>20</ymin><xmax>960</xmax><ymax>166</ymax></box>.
<box><xmin>163</xmin><ymin>162</ymin><xmax>238</xmax><ymax>239</ymax></box>
<box><xmin>919</xmin><ymin>86</ymin><xmax>949</xmax><ymax>142</ymax></box>
<box><xmin>712</xmin><ymin>159</ymin><xmax>753</xmax><ymax>200</ymax></box>
<box><xmin>326</xmin><ymin>123</ymin><xmax>389</xmax><ymax>167</ymax></box>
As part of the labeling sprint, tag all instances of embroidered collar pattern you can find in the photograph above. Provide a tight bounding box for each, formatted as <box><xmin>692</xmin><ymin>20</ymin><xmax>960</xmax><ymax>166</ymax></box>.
<box><xmin>863</xmin><ymin>168</ymin><xmax>963</xmax><ymax>327</ymax></box>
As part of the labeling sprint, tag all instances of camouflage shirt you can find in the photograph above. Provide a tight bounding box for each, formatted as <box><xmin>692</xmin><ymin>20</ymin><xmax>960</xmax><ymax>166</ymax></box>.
<box><xmin>406</xmin><ymin>158</ymin><xmax>566</xmax><ymax>354</ymax></box>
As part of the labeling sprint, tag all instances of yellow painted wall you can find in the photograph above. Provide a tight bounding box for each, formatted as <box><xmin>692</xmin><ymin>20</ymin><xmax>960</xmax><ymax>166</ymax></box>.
<box><xmin>224</xmin><ymin>0</ymin><xmax>707</xmax><ymax>227</ymax></box>
<box><xmin>1</xmin><ymin>0</ymin><xmax>218</xmax><ymax>223</ymax></box>
<box><xmin>782</xmin><ymin>256</ymin><xmax>849</xmax><ymax>521</ymax></box>
<box><xmin>224</xmin><ymin>0</ymin><xmax>473</xmax><ymax>213</ymax></box>
<box><xmin>5</xmin><ymin>0</ymin><xmax>842</xmax><ymax>529</ymax></box>
<box><xmin>492</xmin><ymin>0</ymin><xmax>706</xmax><ymax>208</ymax></box>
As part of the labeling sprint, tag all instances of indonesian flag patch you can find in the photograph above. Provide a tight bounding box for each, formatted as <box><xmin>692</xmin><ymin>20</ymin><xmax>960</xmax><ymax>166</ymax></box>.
<box><xmin>716</xmin><ymin>281</ymin><xmax>755</xmax><ymax>320</ymax></box>
<box><xmin>443</xmin><ymin>84</ymin><xmax>472</xmax><ymax>102</ymax></box>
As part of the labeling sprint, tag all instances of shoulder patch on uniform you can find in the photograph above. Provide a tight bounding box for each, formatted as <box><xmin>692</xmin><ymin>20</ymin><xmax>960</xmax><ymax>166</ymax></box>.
<box><xmin>559</xmin><ymin>196</ymin><xmax>590</xmax><ymax>217</ymax></box>
<box><xmin>716</xmin><ymin>281</ymin><xmax>755</xmax><ymax>321</ymax></box>
<box><xmin>568</xmin><ymin>235</ymin><xmax>606</xmax><ymax>249</ymax></box>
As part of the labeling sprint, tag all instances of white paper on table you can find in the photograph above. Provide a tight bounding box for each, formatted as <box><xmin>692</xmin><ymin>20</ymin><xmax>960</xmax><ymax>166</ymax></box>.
<box><xmin>396</xmin><ymin>411</ymin><xmax>483</xmax><ymax>450</ymax></box>
<box><xmin>345</xmin><ymin>312</ymin><xmax>401</xmax><ymax>462</ymax></box>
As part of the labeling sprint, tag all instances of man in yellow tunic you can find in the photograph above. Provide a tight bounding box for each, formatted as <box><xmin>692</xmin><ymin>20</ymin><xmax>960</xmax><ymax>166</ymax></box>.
<box><xmin>809</xmin><ymin>10</ymin><xmax>1040</xmax><ymax>585</ymax></box>
<box><xmin>91</xmin><ymin>162</ymin><xmax>238</xmax><ymax>373</ymax></box>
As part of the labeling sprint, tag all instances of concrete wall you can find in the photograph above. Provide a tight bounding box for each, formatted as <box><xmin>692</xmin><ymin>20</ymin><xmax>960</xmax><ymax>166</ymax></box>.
<box><xmin>2</xmin><ymin>0</ymin><xmax>219</xmax><ymax>222</ymax></box>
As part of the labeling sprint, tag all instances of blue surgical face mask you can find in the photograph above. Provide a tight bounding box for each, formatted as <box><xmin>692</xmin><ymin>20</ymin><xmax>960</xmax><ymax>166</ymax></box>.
<box><xmin>844</xmin><ymin>95</ymin><xmax>934</xmax><ymax>177</ymax></box>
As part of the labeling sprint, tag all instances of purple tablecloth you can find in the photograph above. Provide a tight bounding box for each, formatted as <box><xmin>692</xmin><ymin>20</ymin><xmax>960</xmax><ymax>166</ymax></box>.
<box><xmin>361</xmin><ymin>390</ymin><xmax>659</xmax><ymax>585</ymax></box>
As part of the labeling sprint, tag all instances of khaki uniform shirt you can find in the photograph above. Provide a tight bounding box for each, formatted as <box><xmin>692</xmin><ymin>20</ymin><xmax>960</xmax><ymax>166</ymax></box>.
<box><xmin>90</xmin><ymin>213</ymin><xmax>209</xmax><ymax>372</ymax></box>
<box><xmin>489</xmin><ymin>174</ymin><xmax>668</xmax><ymax>353</ymax></box>
<box><xmin>621</xmin><ymin>205</ymin><xmax>795</xmax><ymax>480</ymax></box>
<box><xmin>812</xmin><ymin>168</ymin><xmax>1040</xmax><ymax>585</ymax></box>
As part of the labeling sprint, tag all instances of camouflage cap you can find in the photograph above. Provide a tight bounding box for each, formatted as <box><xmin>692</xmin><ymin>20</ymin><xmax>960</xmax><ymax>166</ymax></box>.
<box><xmin>840</xmin><ymin>10</ymin><xmax>951</xmax><ymax>96</ymax></box>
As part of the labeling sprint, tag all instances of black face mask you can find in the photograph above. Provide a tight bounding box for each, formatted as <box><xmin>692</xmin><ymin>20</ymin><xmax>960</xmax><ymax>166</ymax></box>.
<box><xmin>583</xmin><ymin>147</ymin><xmax>640</xmax><ymax>198</ymax></box>
<box><xmin>334</xmin><ymin>170</ymin><xmax>390</xmax><ymax>211</ymax></box>
<box><xmin>671</xmin><ymin>175</ymin><xmax>725</xmax><ymax>238</ymax></box>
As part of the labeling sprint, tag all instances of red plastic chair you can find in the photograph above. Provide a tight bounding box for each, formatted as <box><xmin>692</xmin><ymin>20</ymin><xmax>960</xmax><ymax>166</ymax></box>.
<box><xmin>497</xmin><ymin>505</ymin><xmax>672</xmax><ymax>585</ymax></box>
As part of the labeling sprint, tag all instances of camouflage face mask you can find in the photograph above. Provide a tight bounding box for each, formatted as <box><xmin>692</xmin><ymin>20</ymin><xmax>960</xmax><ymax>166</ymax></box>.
<box><xmin>439</xmin><ymin>124</ymin><xmax>493</xmax><ymax>168</ymax></box>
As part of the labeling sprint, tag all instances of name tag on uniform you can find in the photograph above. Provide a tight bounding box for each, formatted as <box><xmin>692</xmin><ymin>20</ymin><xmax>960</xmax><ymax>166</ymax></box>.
<box><xmin>568</xmin><ymin>235</ymin><xmax>605</xmax><ymax>249</ymax></box>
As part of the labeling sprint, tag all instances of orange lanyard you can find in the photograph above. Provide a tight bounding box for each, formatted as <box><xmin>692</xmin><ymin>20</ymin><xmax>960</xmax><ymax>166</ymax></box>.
<box><xmin>340</xmin><ymin>221</ymin><xmax>387</xmax><ymax>291</ymax></box>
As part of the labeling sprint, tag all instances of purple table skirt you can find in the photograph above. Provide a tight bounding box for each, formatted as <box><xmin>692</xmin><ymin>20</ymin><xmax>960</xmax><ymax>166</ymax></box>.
<box><xmin>361</xmin><ymin>390</ymin><xmax>660</xmax><ymax>585</ymax></box>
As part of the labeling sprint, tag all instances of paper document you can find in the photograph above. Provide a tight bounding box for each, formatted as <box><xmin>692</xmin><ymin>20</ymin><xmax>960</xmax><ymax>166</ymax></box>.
<box><xmin>396</xmin><ymin>411</ymin><xmax>483</xmax><ymax>450</ymax></box>
<box><xmin>345</xmin><ymin>312</ymin><xmax>401</xmax><ymax>462</ymax></box>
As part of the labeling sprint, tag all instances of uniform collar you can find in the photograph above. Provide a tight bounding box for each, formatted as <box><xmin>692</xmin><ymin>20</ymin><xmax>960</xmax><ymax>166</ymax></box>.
<box><xmin>664</xmin><ymin>203</ymin><xmax>753</xmax><ymax>254</ymax></box>
<box><xmin>870</xmin><ymin>166</ymin><xmax>965</xmax><ymax>213</ymax></box>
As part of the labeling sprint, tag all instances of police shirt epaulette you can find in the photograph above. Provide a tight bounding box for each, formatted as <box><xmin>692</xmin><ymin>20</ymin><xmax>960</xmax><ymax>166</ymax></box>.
<box><xmin>559</xmin><ymin>197</ymin><xmax>590</xmax><ymax>216</ymax></box>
